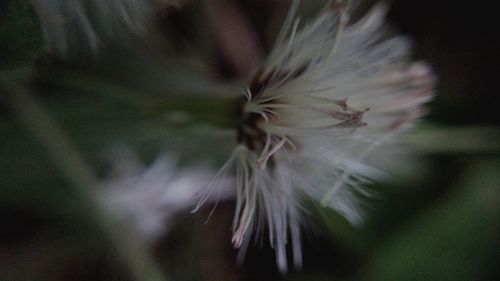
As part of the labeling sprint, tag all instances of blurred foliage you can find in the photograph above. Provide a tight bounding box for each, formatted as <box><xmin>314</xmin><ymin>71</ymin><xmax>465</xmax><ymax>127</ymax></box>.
<box><xmin>1</xmin><ymin>0</ymin><xmax>499</xmax><ymax>281</ymax></box>
<box><xmin>0</xmin><ymin>0</ymin><xmax>43</xmax><ymax>70</ymax></box>
<box><xmin>359</xmin><ymin>161</ymin><xmax>500</xmax><ymax>281</ymax></box>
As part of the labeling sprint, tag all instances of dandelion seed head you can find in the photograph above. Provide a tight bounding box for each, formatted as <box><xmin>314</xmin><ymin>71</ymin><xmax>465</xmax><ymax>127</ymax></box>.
<box><xmin>196</xmin><ymin>0</ymin><xmax>435</xmax><ymax>272</ymax></box>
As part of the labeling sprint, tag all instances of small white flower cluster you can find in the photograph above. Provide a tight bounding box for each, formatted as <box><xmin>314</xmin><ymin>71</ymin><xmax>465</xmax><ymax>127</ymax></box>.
<box><xmin>196</xmin><ymin>0</ymin><xmax>434</xmax><ymax>272</ymax></box>
<box><xmin>100</xmin><ymin>148</ymin><xmax>232</xmax><ymax>242</ymax></box>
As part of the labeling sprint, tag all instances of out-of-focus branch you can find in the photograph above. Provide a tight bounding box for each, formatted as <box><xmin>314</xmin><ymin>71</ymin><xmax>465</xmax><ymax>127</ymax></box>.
<box><xmin>203</xmin><ymin>0</ymin><xmax>264</xmax><ymax>77</ymax></box>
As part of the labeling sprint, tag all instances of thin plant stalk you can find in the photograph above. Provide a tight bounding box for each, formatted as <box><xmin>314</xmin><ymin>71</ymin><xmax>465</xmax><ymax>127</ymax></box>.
<box><xmin>1</xmin><ymin>73</ymin><xmax>169</xmax><ymax>281</ymax></box>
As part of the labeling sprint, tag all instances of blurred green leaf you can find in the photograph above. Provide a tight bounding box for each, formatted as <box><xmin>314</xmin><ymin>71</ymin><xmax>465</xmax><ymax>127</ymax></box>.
<box><xmin>0</xmin><ymin>0</ymin><xmax>43</xmax><ymax>70</ymax></box>
<box><xmin>359</xmin><ymin>161</ymin><xmax>500</xmax><ymax>281</ymax></box>
<box><xmin>309</xmin><ymin>199</ymin><xmax>367</xmax><ymax>252</ymax></box>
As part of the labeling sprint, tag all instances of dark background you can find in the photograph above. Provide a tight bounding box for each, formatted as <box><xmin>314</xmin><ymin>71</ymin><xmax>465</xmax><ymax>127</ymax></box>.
<box><xmin>1</xmin><ymin>0</ymin><xmax>499</xmax><ymax>280</ymax></box>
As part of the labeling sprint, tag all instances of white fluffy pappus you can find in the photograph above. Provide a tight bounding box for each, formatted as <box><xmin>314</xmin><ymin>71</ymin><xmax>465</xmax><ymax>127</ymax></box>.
<box><xmin>100</xmin><ymin>148</ymin><xmax>233</xmax><ymax>242</ymax></box>
<box><xmin>29</xmin><ymin>0</ymin><xmax>169</xmax><ymax>56</ymax></box>
<box><xmin>194</xmin><ymin>0</ymin><xmax>435</xmax><ymax>273</ymax></box>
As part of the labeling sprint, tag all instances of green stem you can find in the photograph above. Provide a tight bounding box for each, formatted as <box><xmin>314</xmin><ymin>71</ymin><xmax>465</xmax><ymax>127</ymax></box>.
<box><xmin>405</xmin><ymin>125</ymin><xmax>500</xmax><ymax>154</ymax></box>
<box><xmin>40</xmin><ymin>67</ymin><xmax>242</xmax><ymax>129</ymax></box>
<box><xmin>1</xmin><ymin>73</ymin><xmax>168</xmax><ymax>281</ymax></box>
